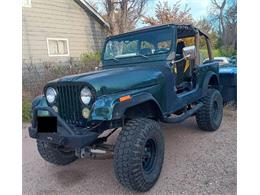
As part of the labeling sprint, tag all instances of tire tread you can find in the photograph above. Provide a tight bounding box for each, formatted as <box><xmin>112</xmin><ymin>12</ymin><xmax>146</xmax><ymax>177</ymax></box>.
<box><xmin>37</xmin><ymin>140</ymin><xmax>77</xmax><ymax>165</ymax></box>
<box><xmin>196</xmin><ymin>89</ymin><xmax>223</xmax><ymax>131</ymax></box>
<box><xmin>113</xmin><ymin>118</ymin><xmax>164</xmax><ymax>192</ymax></box>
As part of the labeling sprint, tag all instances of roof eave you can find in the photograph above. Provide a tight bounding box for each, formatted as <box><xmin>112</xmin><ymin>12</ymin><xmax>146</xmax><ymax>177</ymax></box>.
<box><xmin>74</xmin><ymin>0</ymin><xmax>110</xmax><ymax>29</ymax></box>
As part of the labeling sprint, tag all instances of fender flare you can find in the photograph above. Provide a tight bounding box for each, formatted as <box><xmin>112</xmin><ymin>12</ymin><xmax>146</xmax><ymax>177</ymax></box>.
<box><xmin>112</xmin><ymin>92</ymin><xmax>164</xmax><ymax>120</ymax></box>
<box><xmin>202</xmin><ymin>71</ymin><xmax>219</xmax><ymax>96</ymax></box>
<box><xmin>32</xmin><ymin>95</ymin><xmax>48</xmax><ymax>109</ymax></box>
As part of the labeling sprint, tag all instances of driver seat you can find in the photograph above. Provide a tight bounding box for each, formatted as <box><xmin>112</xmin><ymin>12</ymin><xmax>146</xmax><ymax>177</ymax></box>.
<box><xmin>175</xmin><ymin>41</ymin><xmax>185</xmax><ymax>86</ymax></box>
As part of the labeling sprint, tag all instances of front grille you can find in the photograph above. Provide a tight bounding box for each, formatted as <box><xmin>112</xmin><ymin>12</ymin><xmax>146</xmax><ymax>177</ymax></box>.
<box><xmin>56</xmin><ymin>85</ymin><xmax>84</xmax><ymax>126</ymax></box>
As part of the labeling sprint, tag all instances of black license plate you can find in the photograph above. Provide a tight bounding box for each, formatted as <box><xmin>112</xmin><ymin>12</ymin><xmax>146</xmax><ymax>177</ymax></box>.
<box><xmin>37</xmin><ymin>116</ymin><xmax>57</xmax><ymax>133</ymax></box>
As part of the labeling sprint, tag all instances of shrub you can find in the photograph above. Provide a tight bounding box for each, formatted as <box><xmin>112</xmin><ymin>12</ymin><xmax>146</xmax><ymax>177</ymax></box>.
<box><xmin>199</xmin><ymin>48</ymin><xmax>235</xmax><ymax>61</ymax></box>
<box><xmin>23</xmin><ymin>55</ymin><xmax>101</xmax><ymax>100</ymax></box>
<box><xmin>22</xmin><ymin>99</ymin><xmax>31</xmax><ymax>122</ymax></box>
<box><xmin>212</xmin><ymin>49</ymin><xmax>222</xmax><ymax>57</ymax></box>
<box><xmin>219</xmin><ymin>47</ymin><xmax>236</xmax><ymax>57</ymax></box>
<box><xmin>199</xmin><ymin>49</ymin><xmax>221</xmax><ymax>61</ymax></box>
<box><xmin>80</xmin><ymin>52</ymin><xmax>101</xmax><ymax>65</ymax></box>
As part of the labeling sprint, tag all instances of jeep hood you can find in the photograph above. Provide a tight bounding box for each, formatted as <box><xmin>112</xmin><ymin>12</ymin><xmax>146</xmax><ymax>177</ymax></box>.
<box><xmin>51</xmin><ymin>65</ymin><xmax>164</xmax><ymax>96</ymax></box>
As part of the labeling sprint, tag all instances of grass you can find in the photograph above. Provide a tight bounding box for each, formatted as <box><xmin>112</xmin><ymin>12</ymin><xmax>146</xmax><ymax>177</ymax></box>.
<box><xmin>22</xmin><ymin>99</ymin><xmax>32</xmax><ymax>122</ymax></box>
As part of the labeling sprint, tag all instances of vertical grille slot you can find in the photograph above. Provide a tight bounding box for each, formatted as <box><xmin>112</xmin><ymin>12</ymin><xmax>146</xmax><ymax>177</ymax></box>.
<box><xmin>57</xmin><ymin>85</ymin><xmax>83</xmax><ymax>126</ymax></box>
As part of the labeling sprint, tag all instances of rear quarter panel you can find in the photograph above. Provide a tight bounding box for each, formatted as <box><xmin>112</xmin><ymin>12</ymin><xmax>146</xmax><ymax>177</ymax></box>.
<box><xmin>197</xmin><ymin>62</ymin><xmax>219</xmax><ymax>88</ymax></box>
<box><xmin>219</xmin><ymin>66</ymin><xmax>237</xmax><ymax>103</ymax></box>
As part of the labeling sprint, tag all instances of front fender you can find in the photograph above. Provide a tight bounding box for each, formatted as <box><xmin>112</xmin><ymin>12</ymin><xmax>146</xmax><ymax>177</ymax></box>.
<box><xmin>89</xmin><ymin>92</ymin><xmax>163</xmax><ymax>121</ymax></box>
<box><xmin>32</xmin><ymin>95</ymin><xmax>48</xmax><ymax>109</ymax></box>
<box><xmin>88</xmin><ymin>96</ymin><xmax>115</xmax><ymax>121</ymax></box>
<box><xmin>31</xmin><ymin>95</ymin><xmax>52</xmax><ymax>117</ymax></box>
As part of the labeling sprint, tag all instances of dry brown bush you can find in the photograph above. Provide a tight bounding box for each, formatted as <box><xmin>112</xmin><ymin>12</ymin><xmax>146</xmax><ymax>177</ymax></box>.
<box><xmin>22</xmin><ymin>57</ymin><xmax>99</xmax><ymax>100</ymax></box>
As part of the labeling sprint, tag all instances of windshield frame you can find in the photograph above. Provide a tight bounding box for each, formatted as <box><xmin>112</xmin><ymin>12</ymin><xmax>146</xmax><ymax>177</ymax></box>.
<box><xmin>101</xmin><ymin>26</ymin><xmax>175</xmax><ymax>66</ymax></box>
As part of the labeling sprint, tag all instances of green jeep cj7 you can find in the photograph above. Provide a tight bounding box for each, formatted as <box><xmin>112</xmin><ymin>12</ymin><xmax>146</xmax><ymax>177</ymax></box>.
<box><xmin>29</xmin><ymin>24</ymin><xmax>224</xmax><ymax>192</ymax></box>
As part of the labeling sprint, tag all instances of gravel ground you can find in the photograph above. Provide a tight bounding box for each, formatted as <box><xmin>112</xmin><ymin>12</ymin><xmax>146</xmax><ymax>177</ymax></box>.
<box><xmin>23</xmin><ymin>108</ymin><xmax>236</xmax><ymax>195</ymax></box>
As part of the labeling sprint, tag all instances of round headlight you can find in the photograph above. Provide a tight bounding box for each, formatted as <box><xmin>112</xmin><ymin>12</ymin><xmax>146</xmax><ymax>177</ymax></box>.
<box><xmin>80</xmin><ymin>87</ymin><xmax>92</xmax><ymax>105</ymax></box>
<box><xmin>46</xmin><ymin>87</ymin><xmax>57</xmax><ymax>104</ymax></box>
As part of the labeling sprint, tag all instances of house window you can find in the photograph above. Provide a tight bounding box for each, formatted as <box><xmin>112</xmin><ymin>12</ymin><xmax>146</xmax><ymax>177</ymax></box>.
<box><xmin>22</xmin><ymin>0</ymin><xmax>31</xmax><ymax>7</ymax></box>
<box><xmin>47</xmin><ymin>38</ymin><xmax>70</xmax><ymax>57</ymax></box>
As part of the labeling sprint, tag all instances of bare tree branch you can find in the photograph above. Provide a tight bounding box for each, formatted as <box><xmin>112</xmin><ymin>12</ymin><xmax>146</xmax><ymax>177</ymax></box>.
<box><xmin>142</xmin><ymin>0</ymin><xmax>193</xmax><ymax>26</ymax></box>
<box><xmin>92</xmin><ymin>0</ymin><xmax>148</xmax><ymax>35</ymax></box>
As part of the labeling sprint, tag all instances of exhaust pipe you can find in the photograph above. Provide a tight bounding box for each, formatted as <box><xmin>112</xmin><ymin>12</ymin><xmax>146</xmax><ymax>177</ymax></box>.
<box><xmin>90</xmin><ymin>148</ymin><xmax>107</xmax><ymax>154</ymax></box>
<box><xmin>76</xmin><ymin>144</ymin><xmax>114</xmax><ymax>159</ymax></box>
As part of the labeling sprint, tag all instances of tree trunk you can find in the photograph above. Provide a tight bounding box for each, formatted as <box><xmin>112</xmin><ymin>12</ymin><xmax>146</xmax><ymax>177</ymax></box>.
<box><xmin>106</xmin><ymin>0</ymin><xmax>115</xmax><ymax>35</ymax></box>
<box><xmin>119</xmin><ymin>0</ymin><xmax>128</xmax><ymax>33</ymax></box>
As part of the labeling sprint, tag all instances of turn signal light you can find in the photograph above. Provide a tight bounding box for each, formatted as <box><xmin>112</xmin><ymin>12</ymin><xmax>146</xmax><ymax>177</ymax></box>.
<box><xmin>119</xmin><ymin>95</ymin><xmax>131</xmax><ymax>102</ymax></box>
<box><xmin>52</xmin><ymin>106</ymin><xmax>58</xmax><ymax>113</ymax></box>
<box><xmin>82</xmin><ymin>107</ymin><xmax>90</xmax><ymax>119</ymax></box>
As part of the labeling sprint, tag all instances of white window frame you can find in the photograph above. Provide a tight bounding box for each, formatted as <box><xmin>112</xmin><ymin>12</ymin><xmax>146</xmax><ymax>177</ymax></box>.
<box><xmin>22</xmin><ymin>0</ymin><xmax>32</xmax><ymax>8</ymax></box>
<box><xmin>47</xmin><ymin>38</ymin><xmax>70</xmax><ymax>57</ymax></box>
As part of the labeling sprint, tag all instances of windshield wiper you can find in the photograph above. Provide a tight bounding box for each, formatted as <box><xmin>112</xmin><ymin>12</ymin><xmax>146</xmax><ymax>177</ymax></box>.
<box><xmin>112</xmin><ymin>57</ymin><xmax>119</xmax><ymax>62</ymax></box>
<box><xmin>137</xmin><ymin>53</ymin><xmax>149</xmax><ymax>59</ymax></box>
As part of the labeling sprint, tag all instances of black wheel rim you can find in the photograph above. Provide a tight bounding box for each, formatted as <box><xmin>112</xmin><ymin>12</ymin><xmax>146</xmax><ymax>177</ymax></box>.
<box><xmin>142</xmin><ymin>139</ymin><xmax>157</xmax><ymax>173</ymax></box>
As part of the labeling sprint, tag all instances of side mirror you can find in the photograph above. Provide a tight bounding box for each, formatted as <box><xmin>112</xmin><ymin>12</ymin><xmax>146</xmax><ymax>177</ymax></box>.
<box><xmin>170</xmin><ymin>45</ymin><xmax>197</xmax><ymax>67</ymax></box>
<box><xmin>95</xmin><ymin>62</ymin><xmax>103</xmax><ymax>71</ymax></box>
<box><xmin>183</xmin><ymin>45</ymin><xmax>196</xmax><ymax>60</ymax></box>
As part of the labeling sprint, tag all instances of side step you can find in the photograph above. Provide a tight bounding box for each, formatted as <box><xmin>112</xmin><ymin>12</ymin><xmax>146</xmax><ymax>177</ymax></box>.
<box><xmin>162</xmin><ymin>102</ymin><xmax>203</xmax><ymax>124</ymax></box>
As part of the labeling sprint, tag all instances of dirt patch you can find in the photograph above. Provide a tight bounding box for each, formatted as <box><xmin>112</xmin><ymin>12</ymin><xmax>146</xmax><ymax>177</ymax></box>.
<box><xmin>23</xmin><ymin>109</ymin><xmax>236</xmax><ymax>194</ymax></box>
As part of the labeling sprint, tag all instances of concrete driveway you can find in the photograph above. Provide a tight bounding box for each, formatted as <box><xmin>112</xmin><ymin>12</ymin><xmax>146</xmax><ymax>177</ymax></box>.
<box><xmin>23</xmin><ymin>109</ymin><xmax>236</xmax><ymax>195</ymax></box>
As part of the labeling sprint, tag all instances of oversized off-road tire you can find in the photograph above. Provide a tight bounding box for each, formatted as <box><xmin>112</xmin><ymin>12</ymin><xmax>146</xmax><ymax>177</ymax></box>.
<box><xmin>113</xmin><ymin>118</ymin><xmax>164</xmax><ymax>192</ymax></box>
<box><xmin>37</xmin><ymin>140</ymin><xmax>77</xmax><ymax>165</ymax></box>
<box><xmin>196</xmin><ymin>88</ymin><xmax>223</xmax><ymax>131</ymax></box>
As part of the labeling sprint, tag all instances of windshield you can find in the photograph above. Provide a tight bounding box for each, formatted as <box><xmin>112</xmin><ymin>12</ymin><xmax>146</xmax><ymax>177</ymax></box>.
<box><xmin>103</xmin><ymin>28</ymin><xmax>173</xmax><ymax>60</ymax></box>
